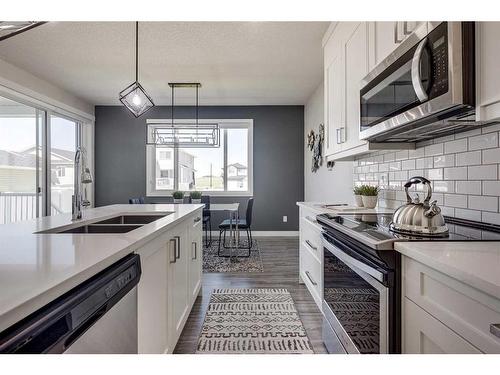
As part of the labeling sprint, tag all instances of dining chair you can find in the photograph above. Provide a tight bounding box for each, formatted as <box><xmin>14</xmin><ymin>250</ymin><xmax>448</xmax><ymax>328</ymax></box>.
<box><xmin>218</xmin><ymin>197</ymin><xmax>254</xmax><ymax>256</ymax></box>
<box><xmin>200</xmin><ymin>195</ymin><xmax>212</xmax><ymax>247</ymax></box>
<box><xmin>128</xmin><ymin>197</ymin><xmax>145</xmax><ymax>204</ymax></box>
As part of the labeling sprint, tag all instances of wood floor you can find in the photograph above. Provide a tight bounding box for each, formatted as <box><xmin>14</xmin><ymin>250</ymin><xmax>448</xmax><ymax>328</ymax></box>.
<box><xmin>174</xmin><ymin>236</ymin><xmax>327</xmax><ymax>354</ymax></box>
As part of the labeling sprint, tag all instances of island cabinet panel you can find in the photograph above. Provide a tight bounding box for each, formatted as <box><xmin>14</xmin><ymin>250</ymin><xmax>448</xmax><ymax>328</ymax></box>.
<box><xmin>167</xmin><ymin>221</ymin><xmax>190</xmax><ymax>350</ymax></box>
<box><xmin>137</xmin><ymin>232</ymin><xmax>170</xmax><ymax>354</ymax></box>
<box><xmin>136</xmin><ymin>209</ymin><xmax>203</xmax><ymax>354</ymax></box>
<box><xmin>188</xmin><ymin>213</ymin><xmax>203</xmax><ymax>305</ymax></box>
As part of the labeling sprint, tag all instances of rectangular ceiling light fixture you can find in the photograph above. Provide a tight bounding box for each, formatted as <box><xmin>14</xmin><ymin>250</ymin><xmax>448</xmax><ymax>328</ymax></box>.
<box><xmin>0</xmin><ymin>21</ymin><xmax>46</xmax><ymax>41</ymax></box>
<box><xmin>146</xmin><ymin>121</ymin><xmax>220</xmax><ymax>148</ymax></box>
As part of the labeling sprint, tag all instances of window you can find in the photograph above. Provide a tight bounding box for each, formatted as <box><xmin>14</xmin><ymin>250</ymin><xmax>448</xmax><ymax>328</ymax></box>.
<box><xmin>146</xmin><ymin>119</ymin><xmax>253</xmax><ymax>196</ymax></box>
<box><xmin>0</xmin><ymin>93</ymin><xmax>88</xmax><ymax>224</ymax></box>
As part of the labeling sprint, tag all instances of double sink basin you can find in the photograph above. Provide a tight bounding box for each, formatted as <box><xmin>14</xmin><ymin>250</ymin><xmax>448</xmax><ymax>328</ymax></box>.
<box><xmin>40</xmin><ymin>214</ymin><xmax>170</xmax><ymax>234</ymax></box>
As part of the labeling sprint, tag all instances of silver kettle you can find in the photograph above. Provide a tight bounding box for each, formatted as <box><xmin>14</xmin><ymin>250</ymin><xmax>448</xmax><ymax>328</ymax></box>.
<box><xmin>389</xmin><ymin>176</ymin><xmax>448</xmax><ymax>237</ymax></box>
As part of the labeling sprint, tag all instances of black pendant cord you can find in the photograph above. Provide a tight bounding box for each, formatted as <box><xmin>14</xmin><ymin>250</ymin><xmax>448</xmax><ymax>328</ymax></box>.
<box><xmin>196</xmin><ymin>85</ymin><xmax>199</xmax><ymax>126</ymax></box>
<box><xmin>171</xmin><ymin>85</ymin><xmax>174</xmax><ymax>125</ymax></box>
<box><xmin>135</xmin><ymin>21</ymin><xmax>139</xmax><ymax>82</ymax></box>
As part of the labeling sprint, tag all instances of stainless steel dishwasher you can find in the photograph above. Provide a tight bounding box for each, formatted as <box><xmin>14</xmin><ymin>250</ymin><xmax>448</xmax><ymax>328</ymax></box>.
<box><xmin>0</xmin><ymin>254</ymin><xmax>141</xmax><ymax>354</ymax></box>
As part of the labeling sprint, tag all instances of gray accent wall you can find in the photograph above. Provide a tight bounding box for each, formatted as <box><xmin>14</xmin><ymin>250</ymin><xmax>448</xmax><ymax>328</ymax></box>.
<box><xmin>94</xmin><ymin>105</ymin><xmax>304</xmax><ymax>231</ymax></box>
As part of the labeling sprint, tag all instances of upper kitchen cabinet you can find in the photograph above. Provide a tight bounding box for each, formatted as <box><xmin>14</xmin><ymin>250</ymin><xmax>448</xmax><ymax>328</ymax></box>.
<box><xmin>476</xmin><ymin>22</ymin><xmax>500</xmax><ymax>122</ymax></box>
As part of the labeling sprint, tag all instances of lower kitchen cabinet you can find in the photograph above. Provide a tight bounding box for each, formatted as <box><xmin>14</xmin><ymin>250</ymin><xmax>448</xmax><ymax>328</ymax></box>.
<box><xmin>136</xmin><ymin>210</ymin><xmax>203</xmax><ymax>354</ymax></box>
<box><xmin>402</xmin><ymin>256</ymin><xmax>500</xmax><ymax>354</ymax></box>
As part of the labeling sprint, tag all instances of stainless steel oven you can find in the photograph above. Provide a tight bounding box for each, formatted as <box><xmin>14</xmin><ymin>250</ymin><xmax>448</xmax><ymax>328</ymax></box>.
<box><xmin>359</xmin><ymin>22</ymin><xmax>476</xmax><ymax>143</ymax></box>
<box><xmin>321</xmin><ymin>228</ymin><xmax>400</xmax><ymax>354</ymax></box>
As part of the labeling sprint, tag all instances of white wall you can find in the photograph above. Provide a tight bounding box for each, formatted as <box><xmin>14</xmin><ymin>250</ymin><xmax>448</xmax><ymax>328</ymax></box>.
<box><xmin>0</xmin><ymin>58</ymin><xmax>94</xmax><ymax>120</ymax></box>
<box><xmin>304</xmin><ymin>82</ymin><xmax>353</xmax><ymax>203</ymax></box>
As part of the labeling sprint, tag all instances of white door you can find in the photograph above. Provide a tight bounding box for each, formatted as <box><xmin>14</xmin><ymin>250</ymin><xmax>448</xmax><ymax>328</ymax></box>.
<box><xmin>168</xmin><ymin>223</ymin><xmax>190</xmax><ymax>347</ymax></box>
<box><xmin>343</xmin><ymin>22</ymin><xmax>369</xmax><ymax>151</ymax></box>
<box><xmin>188</xmin><ymin>214</ymin><xmax>203</xmax><ymax>304</ymax></box>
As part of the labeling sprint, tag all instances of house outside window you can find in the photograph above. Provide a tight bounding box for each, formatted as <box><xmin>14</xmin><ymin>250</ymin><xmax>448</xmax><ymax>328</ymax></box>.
<box><xmin>146</xmin><ymin>119</ymin><xmax>253</xmax><ymax>196</ymax></box>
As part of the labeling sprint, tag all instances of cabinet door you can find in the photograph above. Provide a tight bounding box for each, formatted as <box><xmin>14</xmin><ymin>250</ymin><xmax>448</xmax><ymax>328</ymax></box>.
<box><xmin>404</xmin><ymin>298</ymin><xmax>482</xmax><ymax>354</ymax></box>
<box><xmin>373</xmin><ymin>22</ymin><xmax>400</xmax><ymax>66</ymax></box>
<box><xmin>477</xmin><ymin>22</ymin><xmax>500</xmax><ymax>121</ymax></box>
<box><xmin>137</xmin><ymin>240</ymin><xmax>169</xmax><ymax>354</ymax></box>
<box><xmin>188</xmin><ymin>213</ymin><xmax>203</xmax><ymax>304</ymax></box>
<box><xmin>324</xmin><ymin>36</ymin><xmax>344</xmax><ymax>155</ymax></box>
<box><xmin>343</xmin><ymin>22</ymin><xmax>369</xmax><ymax>151</ymax></box>
<box><xmin>168</xmin><ymin>223</ymin><xmax>190</xmax><ymax>347</ymax></box>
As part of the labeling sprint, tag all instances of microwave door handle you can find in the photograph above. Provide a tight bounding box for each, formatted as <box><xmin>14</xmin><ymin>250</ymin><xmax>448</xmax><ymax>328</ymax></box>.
<box><xmin>411</xmin><ymin>37</ymin><xmax>429</xmax><ymax>102</ymax></box>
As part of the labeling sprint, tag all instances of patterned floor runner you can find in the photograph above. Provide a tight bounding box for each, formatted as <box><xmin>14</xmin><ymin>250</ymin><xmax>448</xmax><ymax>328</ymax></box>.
<box><xmin>203</xmin><ymin>239</ymin><xmax>264</xmax><ymax>273</ymax></box>
<box><xmin>196</xmin><ymin>288</ymin><xmax>314</xmax><ymax>354</ymax></box>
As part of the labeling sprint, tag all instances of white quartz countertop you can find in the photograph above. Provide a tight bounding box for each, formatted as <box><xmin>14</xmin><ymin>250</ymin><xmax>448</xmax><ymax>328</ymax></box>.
<box><xmin>297</xmin><ymin>201</ymin><xmax>395</xmax><ymax>215</ymax></box>
<box><xmin>0</xmin><ymin>204</ymin><xmax>203</xmax><ymax>332</ymax></box>
<box><xmin>395</xmin><ymin>242</ymin><xmax>500</xmax><ymax>300</ymax></box>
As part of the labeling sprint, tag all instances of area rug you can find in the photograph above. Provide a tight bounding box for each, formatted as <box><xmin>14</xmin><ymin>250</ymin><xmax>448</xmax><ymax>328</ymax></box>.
<box><xmin>196</xmin><ymin>288</ymin><xmax>314</xmax><ymax>354</ymax></box>
<box><xmin>203</xmin><ymin>239</ymin><xmax>263</xmax><ymax>273</ymax></box>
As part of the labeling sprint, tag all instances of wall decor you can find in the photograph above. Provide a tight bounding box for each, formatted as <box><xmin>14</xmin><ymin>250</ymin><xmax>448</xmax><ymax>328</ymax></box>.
<box><xmin>308</xmin><ymin>124</ymin><xmax>324</xmax><ymax>172</ymax></box>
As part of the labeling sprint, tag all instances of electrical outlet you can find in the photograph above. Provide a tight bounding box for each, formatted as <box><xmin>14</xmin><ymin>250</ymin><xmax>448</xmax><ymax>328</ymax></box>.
<box><xmin>283</xmin><ymin>216</ymin><xmax>288</xmax><ymax>223</ymax></box>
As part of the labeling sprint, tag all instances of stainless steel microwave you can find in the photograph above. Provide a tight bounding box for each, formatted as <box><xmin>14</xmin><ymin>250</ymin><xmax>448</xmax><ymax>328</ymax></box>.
<box><xmin>359</xmin><ymin>22</ymin><xmax>476</xmax><ymax>143</ymax></box>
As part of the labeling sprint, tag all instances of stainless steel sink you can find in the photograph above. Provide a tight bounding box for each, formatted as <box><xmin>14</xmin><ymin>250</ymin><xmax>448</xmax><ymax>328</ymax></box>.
<box><xmin>57</xmin><ymin>224</ymin><xmax>144</xmax><ymax>234</ymax></box>
<box><xmin>93</xmin><ymin>214</ymin><xmax>168</xmax><ymax>225</ymax></box>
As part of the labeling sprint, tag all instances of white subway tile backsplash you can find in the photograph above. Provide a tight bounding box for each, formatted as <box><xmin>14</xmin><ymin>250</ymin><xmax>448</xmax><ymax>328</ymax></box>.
<box><xmin>444</xmin><ymin>167</ymin><xmax>467</xmax><ymax>180</ymax></box>
<box><xmin>483</xmin><ymin>148</ymin><xmax>500</xmax><ymax>164</ymax></box>
<box><xmin>401</xmin><ymin>159</ymin><xmax>416</xmax><ymax>170</ymax></box>
<box><xmin>456</xmin><ymin>151</ymin><xmax>481</xmax><ymax>166</ymax></box>
<box><xmin>433</xmin><ymin>154</ymin><xmax>455</xmax><ymax>168</ymax></box>
<box><xmin>482</xmin><ymin>181</ymin><xmax>500</xmax><ymax>196</ymax></box>
<box><xmin>456</xmin><ymin>180</ymin><xmax>481</xmax><ymax>195</ymax></box>
<box><xmin>468</xmin><ymin>132</ymin><xmax>498</xmax><ymax>151</ymax></box>
<box><xmin>468</xmin><ymin>195</ymin><xmax>498</xmax><ymax>212</ymax></box>
<box><xmin>444</xmin><ymin>194</ymin><xmax>468</xmax><ymax>208</ymax></box>
<box><xmin>424</xmin><ymin>143</ymin><xmax>444</xmax><ymax>157</ymax></box>
<box><xmin>444</xmin><ymin>138</ymin><xmax>467</xmax><ymax>154</ymax></box>
<box><xmin>468</xmin><ymin>165</ymin><xmax>497</xmax><ymax>180</ymax></box>
<box><xmin>353</xmin><ymin>129</ymin><xmax>500</xmax><ymax>226</ymax></box>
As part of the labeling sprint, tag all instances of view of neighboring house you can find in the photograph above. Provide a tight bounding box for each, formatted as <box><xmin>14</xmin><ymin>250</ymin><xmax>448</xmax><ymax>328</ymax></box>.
<box><xmin>0</xmin><ymin>146</ymin><xmax>75</xmax><ymax>223</ymax></box>
<box><xmin>226</xmin><ymin>162</ymin><xmax>248</xmax><ymax>190</ymax></box>
<box><xmin>155</xmin><ymin>148</ymin><xmax>196</xmax><ymax>191</ymax></box>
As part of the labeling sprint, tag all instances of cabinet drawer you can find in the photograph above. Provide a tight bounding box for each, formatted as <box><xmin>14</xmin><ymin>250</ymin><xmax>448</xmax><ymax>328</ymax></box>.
<box><xmin>300</xmin><ymin>246</ymin><xmax>322</xmax><ymax>308</ymax></box>
<box><xmin>404</xmin><ymin>257</ymin><xmax>500</xmax><ymax>353</ymax></box>
<box><xmin>403</xmin><ymin>298</ymin><xmax>482</xmax><ymax>354</ymax></box>
<box><xmin>300</xmin><ymin>217</ymin><xmax>322</xmax><ymax>255</ymax></box>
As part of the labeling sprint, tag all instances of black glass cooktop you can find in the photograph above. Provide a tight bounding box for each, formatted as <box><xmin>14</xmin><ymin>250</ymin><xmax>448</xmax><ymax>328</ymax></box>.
<box><xmin>318</xmin><ymin>213</ymin><xmax>500</xmax><ymax>242</ymax></box>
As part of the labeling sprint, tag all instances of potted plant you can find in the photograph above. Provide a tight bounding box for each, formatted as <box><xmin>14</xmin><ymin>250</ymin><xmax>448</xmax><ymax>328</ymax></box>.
<box><xmin>172</xmin><ymin>191</ymin><xmax>184</xmax><ymax>204</ymax></box>
<box><xmin>190</xmin><ymin>191</ymin><xmax>202</xmax><ymax>204</ymax></box>
<box><xmin>360</xmin><ymin>185</ymin><xmax>379</xmax><ymax>209</ymax></box>
<box><xmin>353</xmin><ymin>185</ymin><xmax>364</xmax><ymax>207</ymax></box>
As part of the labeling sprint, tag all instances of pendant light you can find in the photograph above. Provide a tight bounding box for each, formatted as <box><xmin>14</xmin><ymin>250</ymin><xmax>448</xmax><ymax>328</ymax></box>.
<box><xmin>146</xmin><ymin>83</ymin><xmax>220</xmax><ymax>148</ymax></box>
<box><xmin>119</xmin><ymin>21</ymin><xmax>154</xmax><ymax>117</ymax></box>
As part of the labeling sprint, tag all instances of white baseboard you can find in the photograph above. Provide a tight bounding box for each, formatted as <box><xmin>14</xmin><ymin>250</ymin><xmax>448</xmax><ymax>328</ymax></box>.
<box><xmin>208</xmin><ymin>230</ymin><xmax>298</xmax><ymax>237</ymax></box>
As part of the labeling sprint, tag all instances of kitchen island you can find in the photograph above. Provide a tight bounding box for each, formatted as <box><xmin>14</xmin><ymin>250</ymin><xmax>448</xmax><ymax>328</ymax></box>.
<box><xmin>0</xmin><ymin>204</ymin><xmax>203</xmax><ymax>353</ymax></box>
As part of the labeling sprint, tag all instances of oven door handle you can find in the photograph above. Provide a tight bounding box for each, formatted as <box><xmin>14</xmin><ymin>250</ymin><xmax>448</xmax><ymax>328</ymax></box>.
<box><xmin>322</xmin><ymin>238</ymin><xmax>385</xmax><ymax>283</ymax></box>
<box><xmin>411</xmin><ymin>37</ymin><xmax>429</xmax><ymax>103</ymax></box>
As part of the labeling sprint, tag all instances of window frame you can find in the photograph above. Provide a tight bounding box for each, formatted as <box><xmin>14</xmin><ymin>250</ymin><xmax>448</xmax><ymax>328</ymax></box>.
<box><xmin>146</xmin><ymin>119</ymin><xmax>253</xmax><ymax>197</ymax></box>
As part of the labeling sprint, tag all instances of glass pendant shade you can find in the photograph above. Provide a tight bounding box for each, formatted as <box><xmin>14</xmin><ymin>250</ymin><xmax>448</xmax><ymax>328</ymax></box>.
<box><xmin>119</xmin><ymin>81</ymin><xmax>154</xmax><ymax>118</ymax></box>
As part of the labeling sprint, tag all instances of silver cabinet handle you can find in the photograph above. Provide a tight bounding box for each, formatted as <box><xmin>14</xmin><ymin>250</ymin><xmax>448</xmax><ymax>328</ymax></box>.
<box><xmin>305</xmin><ymin>216</ymin><xmax>316</xmax><ymax>224</ymax></box>
<box><xmin>403</xmin><ymin>21</ymin><xmax>410</xmax><ymax>36</ymax></box>
<box><xmin>411</xmin><ymin>37</ymin><xmax>429</xmax><ymax>102</ymax></box>
<box><xmin>340</xmin><ymin>127</ymin><xmax>345</xmax><ymax>143</ymax></box>
<box><xmin>305</xmin><ymin>271</ymin><xmax>318</xmax><ymax>286</ymax></box>
<box><xmin>194</xmin><ymin>217</ymin><xmax>201</xmax><ymax>223</ymax></box>
<box><xmin>336</xmin><ymin>128</ymin><xmax>341</xmax><ymax>144</ymax></box>
<box><xmin>305</xmin><ymin>240</ymin><xmax>317</xmax><ymax>251</ymax></box>
<box><xmin>490</xmin><ymin>324</ymin><xmax>500</xmax><ymax>339</ymax></box>
<box><xmin>169</xmin><ymin>238</ymin><xmax>177</xmax><ymax>264</ymax></box>
<box><xmin>192</xmin><ymin>241</ymin><xmax>197</xmax><ymax>260</ymax></box>
<box><xmin>394</xmin><ymin>22</ymin><xmax>403</xmax><ymax>43</ymax></box>
<box><xmin>175</xmin><ymin>236</ymin><xmax>181</xmax><ymax>259</ymax></box>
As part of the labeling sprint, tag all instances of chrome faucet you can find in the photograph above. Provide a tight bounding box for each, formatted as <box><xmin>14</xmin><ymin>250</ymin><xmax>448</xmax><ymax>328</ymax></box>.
<box><xmin>72</xmin><ymin>147</ymin><xmax>93</xmax><ymax>221</ymax></box>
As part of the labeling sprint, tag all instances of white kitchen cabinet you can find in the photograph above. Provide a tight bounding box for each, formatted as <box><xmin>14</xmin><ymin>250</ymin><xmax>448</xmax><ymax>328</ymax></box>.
<box><xmin>476</xmin><ymin>22</ymin><xmax>500</xmax><ymax>122</ymax></box>
<box><xmin>372</xmin><ymin>22</ymin><xmax>400</xmax><ymax>66</ymax></box>
<box><xmin>404</xmin><ymin>298</ymin><xmax>482</xmax><ymax>354</ymax></box>
<box><xmin>168</xmin><ymin>222</ymin><xmax>190</xmax><ymax>348</ymax></box>
<box><xmin>188</xmin><ymin>214</ymin><xmax>203</xmax><ymax>305</ymax></box>
<box><xmin>137</xmin><ymin>233</ymin><xmax>170</xmax><ymax>354</ymax></box>
<box><xmin>343</xmin><ymin>22</ymin><xmax>370</xmax><ymax>152</ymax></box>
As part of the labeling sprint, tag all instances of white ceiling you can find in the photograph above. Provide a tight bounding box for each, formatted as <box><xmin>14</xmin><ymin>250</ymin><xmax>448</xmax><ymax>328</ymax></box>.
<box><xmin>0</xmin><ymin>22</ymin><xmax>329</xmax><ymax>106</ymax></box>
